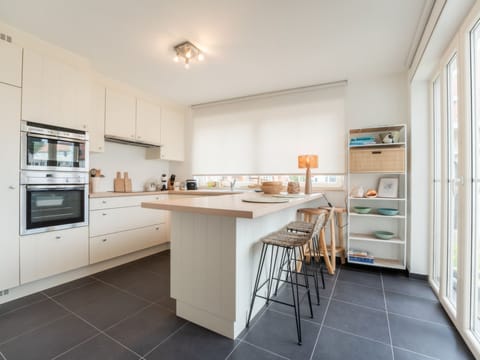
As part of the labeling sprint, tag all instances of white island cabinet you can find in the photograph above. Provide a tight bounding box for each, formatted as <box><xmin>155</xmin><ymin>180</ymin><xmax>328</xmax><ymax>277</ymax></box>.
<box><xmin>142</xmin><ymin>193</ymin><xmax>322</xmax><ymax>339</ymax></box>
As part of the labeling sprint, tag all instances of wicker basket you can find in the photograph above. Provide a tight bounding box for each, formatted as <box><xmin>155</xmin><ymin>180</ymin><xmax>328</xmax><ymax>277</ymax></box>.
<box><xmin>261</xmin><ymin>181</ymin><xmax>284</xmax><ymax>194</ymax></box>
<box><xmin>349</xmin><ymin>147</ymin><xmax>405</xmax><ymax>173</ymax></box>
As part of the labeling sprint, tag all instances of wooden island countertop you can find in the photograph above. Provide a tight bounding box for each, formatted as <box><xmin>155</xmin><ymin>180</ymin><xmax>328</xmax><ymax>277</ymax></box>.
<box><xmin>141</xmin><ymin>192</ymin><xmax>323</xmax><ymax>219</ymax></box>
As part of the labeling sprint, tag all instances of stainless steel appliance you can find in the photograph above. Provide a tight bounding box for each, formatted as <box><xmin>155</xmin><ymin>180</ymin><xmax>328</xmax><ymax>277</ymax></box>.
<box><xmin>20</xmin><ymin>171</ymin><xmax>89</xmax><ymax>235</ymax></box>
<box><xmin>186</xmin><ymin>179</ymin><xmax>198</xmax><ymax>190</ymax></box>
<box><xmin>21</xmin><ymin>121</ymin><xmax>89</xmax><ymax>172</ymax></box>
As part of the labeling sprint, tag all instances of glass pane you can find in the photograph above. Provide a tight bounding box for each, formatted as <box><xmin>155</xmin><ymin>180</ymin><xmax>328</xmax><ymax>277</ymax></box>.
<box><xmin>447</xmin><ymin>54</ymin><xmax>459</xmax><ymax>307</ymax></box>
<box><xmin>471</xmin><ymin>22</ymin><xmax>480</xmax><ymax>338</ymax></box>
<box><xmin>433</xmin><ymin>77</ymin><xmax>442</xmax><ymax>287</ymax></box>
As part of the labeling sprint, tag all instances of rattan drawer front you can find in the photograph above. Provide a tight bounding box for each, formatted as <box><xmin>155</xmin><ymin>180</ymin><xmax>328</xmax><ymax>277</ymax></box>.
<box><xmin>349</xmin><ymin>147</ymin><xmax>405</xmax><ymax>173</ymax></box>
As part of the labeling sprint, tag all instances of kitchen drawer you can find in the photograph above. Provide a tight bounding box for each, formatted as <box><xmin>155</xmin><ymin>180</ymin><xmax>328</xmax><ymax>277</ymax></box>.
<box><xmin>90</xmin><ymin>224</ymin><xmax>167</xmax><ymax>264</ymax></box>
<box><xmin>90</xmin><ymin>194</ymin><xmax>167</xmax><ymax>210</ymax></box>
<box><xmin>20</xmin><ymin>227</ymin><xmax>89</xmax><ymax>284</ymax></box>
<box><xmin>89</xmin><ymin>206</ymin><xmax>166</xmax><ymax>237</ymax></box>
<box><xmin>349</xmin><ymin>147</ymin><xmax>405</xmax><ymax>173</ymax></box>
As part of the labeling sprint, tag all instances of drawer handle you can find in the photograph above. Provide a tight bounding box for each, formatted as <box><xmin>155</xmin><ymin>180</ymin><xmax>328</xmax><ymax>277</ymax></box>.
<box><xmin>102</xmin><ymin>200</ymin><xmax>107</xmax><ymax>204</ymax></box>
<box><xmin>102</xmin><ymin>213</ymin><xmax>107</xmax><ymax>216</ymax></box>
<box><xmin>102</xmin><ymin>238</ymin><xmax>107</xmax><ymax>242</ymax></box>
<box><xmin>371</xmin><ymin>151</ymin><xmax>382</xmax><ymax>155</ymax></box>
<box><xmin>155</xmin><ymin>227</ymin><xmax>160</xmax><ymax>230</ymax></box>
<box><xmin>56</xmin><ymin>236</ymin><xmax>61</xmax><ymax>239</ymax></box>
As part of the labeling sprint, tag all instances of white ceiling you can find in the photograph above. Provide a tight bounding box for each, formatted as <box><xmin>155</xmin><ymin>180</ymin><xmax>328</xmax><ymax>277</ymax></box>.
<box><xmin>0</xmin><ymin>0</ymin><xmax>429</xmax><ymax>105</ymax></box>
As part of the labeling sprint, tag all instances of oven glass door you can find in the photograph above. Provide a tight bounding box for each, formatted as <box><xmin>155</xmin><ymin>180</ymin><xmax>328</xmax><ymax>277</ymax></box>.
<box><xmin>25</xmin><ymin>134</ymin><xmax>86</xmax><ymax>170</ymax></box>
<box><xmin>23</xmin><ymin>185</ymin><xmax>87</xmax><ymax>234</ymax></box>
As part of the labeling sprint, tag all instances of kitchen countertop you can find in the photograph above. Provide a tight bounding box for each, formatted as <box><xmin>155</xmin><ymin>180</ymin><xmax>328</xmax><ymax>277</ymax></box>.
<box><xmin>89</xmin><ymin>189</ymin><xmax>243</xmax><ymax>198</ymax></box>
<box><xmin>141</xmin><ymin>192</ymin><xmax>323</xmax><ymax>219</ymax></box>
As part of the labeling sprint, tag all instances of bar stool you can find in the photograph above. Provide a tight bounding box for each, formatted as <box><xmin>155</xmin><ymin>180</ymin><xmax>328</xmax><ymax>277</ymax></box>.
<box><xmin>292</xmin><ymin>207</ymin><xmax>345</xmax><ymax>275</ymax></box>
<box><xmin>246</xmin><ymin>213</ymin><xmax>325</xmax><ymax>345</ymax></box>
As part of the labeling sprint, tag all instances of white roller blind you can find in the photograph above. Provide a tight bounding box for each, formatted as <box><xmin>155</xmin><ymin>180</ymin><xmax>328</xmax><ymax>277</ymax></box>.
<box><xmin>192</xmin><ymin>83</ymin><xmax>346</xmax><ymax>175</ymax></box>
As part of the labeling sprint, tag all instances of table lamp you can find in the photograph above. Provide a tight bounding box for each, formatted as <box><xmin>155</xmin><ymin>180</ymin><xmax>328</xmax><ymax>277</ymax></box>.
<box><xmin>298</xmin><ymin>154</ymin><xmax>318</xmax><ymax>194</ymax></box>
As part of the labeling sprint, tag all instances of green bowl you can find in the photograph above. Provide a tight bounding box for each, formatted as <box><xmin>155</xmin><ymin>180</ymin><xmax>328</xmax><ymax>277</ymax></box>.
<box><xmin>353</xmin><ymin>206</ymin><xmax>371</xmax><ymax>214</ymax></box>
<box><xmin>377</xmin><ymin>208</ymin><xmax>399</xmax><ymax>216</ymax></box>
<box><xmin>374</xmin><ymin>231</ymin><xmax>395</xmax><ymax>240</ymax></box>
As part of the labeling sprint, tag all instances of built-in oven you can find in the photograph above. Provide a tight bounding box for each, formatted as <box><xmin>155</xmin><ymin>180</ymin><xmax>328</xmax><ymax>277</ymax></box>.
<box><xmin>20</xmin><ymin>171</ymin><xmax>89</xmax><ymax>235</ymax></box>
<box><xmin>21</xmin><ymin>121</ymin><xmax>89</xmax><ymax>172</ymax></box>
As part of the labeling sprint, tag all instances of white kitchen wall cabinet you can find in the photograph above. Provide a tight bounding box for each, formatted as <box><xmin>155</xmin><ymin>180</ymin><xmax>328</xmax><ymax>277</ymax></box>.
<box><xmin>161</xmin><ymin>107</ymin><xmax>185</xmax><ymax>161</ymax></box>
<box><xmin>89</xmin><ymin>194</ymin><xmax>168</xmax><ymax>264</ymax></box>
<box><xmin>105</xmin><ymin>87</ymin><xmax>136</xmax><ymax>140</ymax></box>
<box><xmin>89</xmin><ymin>82</ymin><xmax>106</xmax><ymax>152</ymax></box>
<box><xmin>347</xmin><ymin>125</ymin><xmax>407</xmax><ymax>269</ymax></box>
<box><xmin>0</xmin><ymin>83</ymin><xmax>21</xmax><ymax>291</ymax></box>
<box><xmin>20</xmin><ymin>227</ymin><xmax>89</xmax><ymax>284</ymax></box>
<box><xmin>0</xmin><ymin>41</ymin><xmax>22</xmax><ymax>87</ymax></box>
<box><xmin>146</xmin><ymin>106</ymin><xmax>185</xmax><ymax>161</ymax></box>
<box><xmin>136</xmin><ymin>99</ymin><xmax>161</xmax><ymax>145</ymax></box>
<box><xmin>22</xmin><ymin>48</ymin><xmax>91</xmax><ymax>131</ymax></box>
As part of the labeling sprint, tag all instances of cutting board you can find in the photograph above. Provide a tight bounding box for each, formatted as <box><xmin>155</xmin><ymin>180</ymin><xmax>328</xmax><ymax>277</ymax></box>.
<box><xmin>124</xmin><ymin>172</ymin><xmax>132</xmax><ymax>192</ymax></box>
<box><xmin>114</xmin><ymin>172</ymin><xmax>125</xmax><ymax>192</ymax></box>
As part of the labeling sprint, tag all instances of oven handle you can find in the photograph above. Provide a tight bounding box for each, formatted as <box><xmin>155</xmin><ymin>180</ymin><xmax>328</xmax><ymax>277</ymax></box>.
<box><xmin>25</xmin><ymin>185</ymin><xmax>87</xmax><ymax>191</ymax></box>
<box><xmin>26</xmin><ymin>132</ymin><xmax>87</xmax><ymax>144</ymax></box>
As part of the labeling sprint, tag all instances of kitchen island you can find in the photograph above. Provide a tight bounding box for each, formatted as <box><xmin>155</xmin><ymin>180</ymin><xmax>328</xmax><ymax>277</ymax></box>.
<box><xmin>142</xmin><ymin>192</ymin><xmax>323</xmax><ymax>339</ymax></box>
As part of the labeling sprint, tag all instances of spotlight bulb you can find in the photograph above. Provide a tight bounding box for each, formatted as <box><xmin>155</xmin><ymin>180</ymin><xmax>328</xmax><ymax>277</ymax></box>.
<box><xmin>173</xmin><ymin>55</ymin><xmax>179</xmax><ymax>63</ymax></box>
<box><xmin>198</xmin><ymin>53</ymin><xmax>205</xmax><ymax>61</ymax></box>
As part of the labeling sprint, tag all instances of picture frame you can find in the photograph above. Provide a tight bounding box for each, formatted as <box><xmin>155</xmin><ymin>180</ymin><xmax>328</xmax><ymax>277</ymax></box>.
<box><xmin>377</xmin><ymin>178</ymin><xmax>398</xmax><ymax>198</ymax></box>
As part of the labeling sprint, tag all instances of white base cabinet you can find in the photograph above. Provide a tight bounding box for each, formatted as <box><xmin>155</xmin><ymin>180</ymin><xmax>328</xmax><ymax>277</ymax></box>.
<box><xmin>20</xmin><ymin>227</ymin><xmax>89</xmax><ymax>284</ymax></box>
<box><xmin>89</xmin><ymin>195</ymin><xmax>169</xmax><ymax>264</ymax></box>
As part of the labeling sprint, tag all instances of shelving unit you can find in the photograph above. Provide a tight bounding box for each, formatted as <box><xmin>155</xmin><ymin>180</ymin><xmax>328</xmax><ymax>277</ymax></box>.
<box><xmin>347</xmin><ymin>124</ymin><xmax>407</xmax><ymax>269</ymax></box>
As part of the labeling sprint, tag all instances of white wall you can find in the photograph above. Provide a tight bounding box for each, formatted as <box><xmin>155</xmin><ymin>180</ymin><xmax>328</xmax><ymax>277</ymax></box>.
<box><xmin>90</xmin><ymin>141</ymin><xmax>170</xmax><ymax>192</ymax></box>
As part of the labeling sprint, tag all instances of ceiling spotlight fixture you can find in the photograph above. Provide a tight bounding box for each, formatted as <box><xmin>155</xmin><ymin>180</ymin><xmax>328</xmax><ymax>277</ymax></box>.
<box><xmin>173</xmin><ymin>41</ymin><xmax>204</xmax><ymax>69</ymax></box>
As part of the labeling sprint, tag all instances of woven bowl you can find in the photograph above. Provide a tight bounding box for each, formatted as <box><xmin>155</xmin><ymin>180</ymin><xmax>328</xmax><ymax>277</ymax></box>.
<box><xmin>261</xmin><ymin>181</ymin><xmax>284</xmax><ymax>194</ymax></box>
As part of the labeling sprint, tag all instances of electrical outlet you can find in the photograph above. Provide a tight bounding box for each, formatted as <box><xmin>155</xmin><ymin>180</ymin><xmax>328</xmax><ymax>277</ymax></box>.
<box><xmin>0</xmin><ymin>33</ymin><xmax>13</xmax><ymax>43</ymax></box>
<box><xmin>0</xmin><ymin>289</ymin><xmax>9</xmax><ymax>296</ymax></box>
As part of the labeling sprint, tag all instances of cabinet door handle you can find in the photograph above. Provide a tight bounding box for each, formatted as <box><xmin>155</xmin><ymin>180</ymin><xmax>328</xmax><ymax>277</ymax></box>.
<box><xmin>102</xmin><ymin>238</ymin><xmax>107</xmax><ymax>242</ymax></box>
<box><xmin>371</xmin><ymin>151</ymin><xmax>382</xmax><ymax>155</ymax></box>
<box><xmin>102</xmin><ymin>200</ymin><xmax>107</xmax><ymax>204</ymax></box>
<box><xmin>102</xmin><ymin>213</ymin><xmax>107</xmax><ymax>216</ymax></box>
<box><xmin>8</xmin><ymin>185</ymin><xmax>16</xmax><ymax>190</ymax></box>
<box><xmin>56</xmin><ymin>236</ymin><xmax>61</xmax><ymax>239</ymax></box>
<box><xmin>155</xmin><ymin>227</ymin><xmax>160</xmax><ymax>230</ymax></box>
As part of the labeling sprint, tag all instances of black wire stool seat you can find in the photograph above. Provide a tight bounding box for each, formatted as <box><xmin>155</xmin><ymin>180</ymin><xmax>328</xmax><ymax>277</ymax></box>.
<box><xmin>246</xmin><ymin>214</ymin><xmax>326</xmax><ymax>345</ymax></box>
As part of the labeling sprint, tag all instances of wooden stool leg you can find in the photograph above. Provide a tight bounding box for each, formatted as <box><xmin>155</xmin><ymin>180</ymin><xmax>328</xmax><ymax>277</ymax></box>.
<box><xmin>329</xmin><ymin>213</ymin><xmax>336</xmax><ymax>272</ymax></box>
<box><xmin>338</xmin><ymin>212</ymin><xmax>346</xmax><ymax>264</ymax></box>
<box><xmin>319</xmin><ymin>228</ymin><xmax>334</xmax><ymax>275</ymax></box>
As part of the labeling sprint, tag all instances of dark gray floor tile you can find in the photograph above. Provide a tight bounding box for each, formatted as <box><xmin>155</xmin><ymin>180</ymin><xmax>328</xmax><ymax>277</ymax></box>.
<box><xmin>156</xmin><ymin>295</ymin><xmax>176</xmax><ymax>312</ymax></box>
<box><xmin>386</xmin><ymin>291</ymin><xmax>451</xmax><ymax>326</ymax></box>
<box><xmin>0</xmin><ymin>293</ymin><xmax>47</xmax><ymax>317</ymax></box>
<box><xmin>106</xmin><ymin>304</ymin><xmax>186</xmax><ymax>356</ymax></box>
<box><xmin>333</xmin><ymin>281</ymin><xmax>385</xmax><ymax>310</ymax></box>
<box><xmin>95</xmin><ymin>265</ymin><xmax>170</xmax><ymax>302</ymax></box>
<box><xmin>324</xmin><ymin>299</ymin><xmax>389</xmax><ymax>343</ymax></box>
<box><xmin>312</xmin><ymin>326</ymin><xmax>392</xmax><ymax>360</ymax></box>
<box><xmin>53</xmin><ymin>281</ymin><xmax>149</xmax><ymax>330</ymax></box>
<box><xmin>393</xmin><ymin>347</ymin><xmax>439</xmax><ymax>360</ymax></box>
<box><xmin>382</xmin><ymin>273</ymin><xmax>437</xmax><ymax>301</ymax></box>
<box><xmin>43</xmin><ymin>276</ymin><xmax>97</xmax><ymax>297</ymax></box>
<box><xmin>243</xmin><ymin>309</ymin><xmax>320</xmax><ymax>360</ymax></box>
<box><xmin>0</xmin><ymin>315</ymin><xmax>97</xmax><ymax>360</ymax></box>
<box><xmin>269</xmin><ymin>286</ymin><xmax>328</xmax><ymax>324</ymax></box>
<box><xmin>389</xmin><ymin>313</ymin><xmax>474</xmax><ymax>359</ymax></box>
<box><xmin>146</xmin><ymin>322</ymin><xmax>237</xmax><ymax>360</ymax></box>
<box><xmin>338</xmin><ymin>267</ymin><xmax>382</xmax><ymax>288</ymax></box>
<box><xmin>55</xmin><ymin>334</ymin><xmax>140</xmax><ymax>360</ymax></box>
<box><xmin>229</xmin><ymin>342</ymin><xmax>285</xmax><ymax>360</ymax></box>
<box><xmin>130</xmin><ymin>254</ymin><xmax>170</xmax><ymax>275</ymax></box>
<box><xmin>0</xmin><ymin>299</ymin><xmax>68</xmax><ymax>344</ymax></box>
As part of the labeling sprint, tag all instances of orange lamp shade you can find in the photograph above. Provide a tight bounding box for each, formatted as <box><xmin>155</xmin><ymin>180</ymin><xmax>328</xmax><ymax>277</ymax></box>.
<box><xmin>298</xmin><ymin>154</ymin><xmax>318</xmax><ymax>169</ymax></box>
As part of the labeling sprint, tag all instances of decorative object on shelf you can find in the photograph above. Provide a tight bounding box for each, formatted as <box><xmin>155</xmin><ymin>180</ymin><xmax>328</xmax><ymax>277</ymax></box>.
<box><xmin>377</xmin><ymin>177</ymin><xmax>398</xmax><ymax>198</ymax></box>
<box><xmin>287</xmin><ymin>181</ymin><xmax>300</xmax><ymax>194</ymax></box>
<box><xmin>261</xmin><ymin>181</ymin><xmax>284</xmax><ymax>194</ymax></box>
<box><xmin>298</xmin><ymin>154</ymin><xmax>318</xmax><ymax>195</ymax></box>
<box><xmin>349</xmin><ymin>136</ymin><xmax>377</xmax><ymax>146</ymax></box>
<box><xmin>173</xmin><ymin>41</ymin><xmax>205</xmax><ymax>69</ymax></box>
<box><xmin>380</xmin><ymin>131</ymin><xmax>400</xmax><ymax>143</ymax></box>
<box><xmin>168</xmin><ymin>174</ymin><xmax>176</xmax><ymax>190</ymax></box>
<box><xmin>350</xmin><ymin>185</ymin><xmax>365</xmax><ymax>198</ymax></box>
<box><xmin>365</xmin><ymin>189</ymin><xmax>377</xmax><ymax>197</ymax></box>
<box><xmin>377</xmin><ymin>208</ymin><xmax>399</xmax><ymax>216</ymax></box>
<box><xmin>353</xmin><ymin>206</ymin><xmax>371</xmax><ymax>214</ymax></box>
<box><xmin>374</xmin><ymin>231</ymin><xmax>395</xmax><ymax>240</ymax></box>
